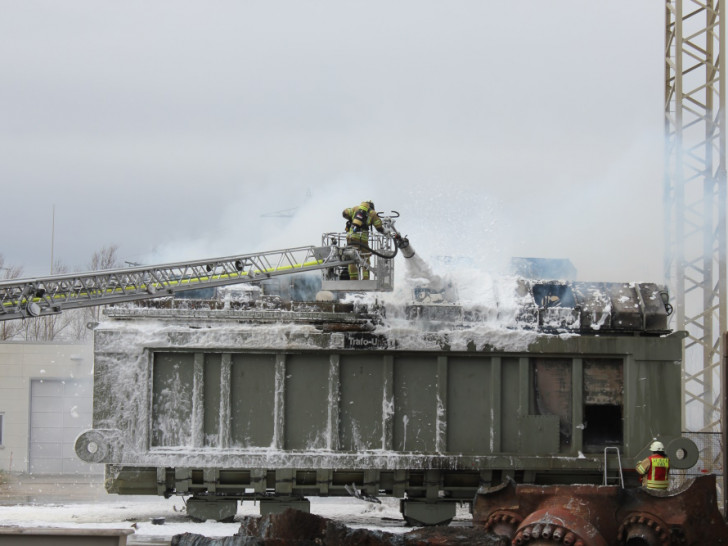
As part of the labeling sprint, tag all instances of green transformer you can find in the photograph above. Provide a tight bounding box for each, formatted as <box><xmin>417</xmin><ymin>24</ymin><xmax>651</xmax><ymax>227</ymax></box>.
<box><xmin>75</xmin><ymin>280</ymin><xmax>697</xmax><ymax>525</ymax></box>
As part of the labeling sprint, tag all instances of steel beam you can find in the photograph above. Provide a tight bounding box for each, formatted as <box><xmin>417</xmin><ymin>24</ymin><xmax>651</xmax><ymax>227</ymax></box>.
<box><xmin>665</xmin><ymin>1</ymin><xmax>726</xmax><ymax>450</ymax></box>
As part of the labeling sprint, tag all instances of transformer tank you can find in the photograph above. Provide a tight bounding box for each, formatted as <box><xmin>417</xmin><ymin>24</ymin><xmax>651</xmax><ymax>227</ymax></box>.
<box><xmin>75</xmin><ymin>279</ymin><xmax>699</xmax><ymax>526</ymax></box>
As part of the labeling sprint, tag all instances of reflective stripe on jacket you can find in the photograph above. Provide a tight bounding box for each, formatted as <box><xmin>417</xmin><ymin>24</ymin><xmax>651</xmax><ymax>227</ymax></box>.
<box><xmin>636</xmin><ymin>454</ymin><xmax>670</xmax><ymax>489</ymax></box>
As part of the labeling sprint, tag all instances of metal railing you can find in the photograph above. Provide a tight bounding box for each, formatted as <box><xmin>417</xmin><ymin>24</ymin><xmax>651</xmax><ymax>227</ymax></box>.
<box><xmin>319</xmin><ymin>232</ymin><xmax>396</xmax><ymax>292</ymax></box>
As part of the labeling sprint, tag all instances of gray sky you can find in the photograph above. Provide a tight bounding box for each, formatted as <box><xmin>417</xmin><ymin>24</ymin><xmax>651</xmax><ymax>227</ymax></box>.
<box><xmin>1</xmin><ymin>1</ymin><xmax>666</xmax><ymax>282</ymax></box>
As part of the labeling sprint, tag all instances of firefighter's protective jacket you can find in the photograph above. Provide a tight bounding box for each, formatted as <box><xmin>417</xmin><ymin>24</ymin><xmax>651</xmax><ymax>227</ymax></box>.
<box><xmin>342</xmin><ymin>203</ymin><xmax>383</xmax><ymax>242</ymax></box>
<box><xmin>636</xmin><ymin>453</ymin><xmax>670</xmax><ymax>490</ymax></box>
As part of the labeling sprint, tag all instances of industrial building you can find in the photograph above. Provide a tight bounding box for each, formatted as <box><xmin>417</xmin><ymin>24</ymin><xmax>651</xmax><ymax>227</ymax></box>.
<box><xmin>0</xmin><ymin>342</ymin><xmax>99</xmax><ymax>475</ymax></box>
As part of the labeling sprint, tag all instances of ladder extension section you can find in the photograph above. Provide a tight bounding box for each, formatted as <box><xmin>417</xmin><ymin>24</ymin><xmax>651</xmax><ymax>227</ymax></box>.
<box><xmin>0</xmin><ymin>246</ymin><xmax>350</xmax><ymax>321</ymax></box>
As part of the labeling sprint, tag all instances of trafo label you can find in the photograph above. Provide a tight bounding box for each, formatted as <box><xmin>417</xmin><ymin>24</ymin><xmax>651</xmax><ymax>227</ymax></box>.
<box><xmin>344</xmin><ymin>333</ymin><xmax>387</xmax><ymax>349</ymax></box>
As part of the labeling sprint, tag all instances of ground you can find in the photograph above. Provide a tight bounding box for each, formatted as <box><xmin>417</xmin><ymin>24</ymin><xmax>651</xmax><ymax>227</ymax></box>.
<box><xmin>0</xmin><ymin>473</ymin><xmax>473</xmax><ymax>545</ymax></box>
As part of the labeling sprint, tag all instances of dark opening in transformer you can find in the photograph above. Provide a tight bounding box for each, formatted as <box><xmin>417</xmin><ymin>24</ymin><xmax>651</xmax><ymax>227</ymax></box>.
<box><xmin>532</xmin><ymin>283</ymin><xmax>576</xmax><ymax>308</ymax></box>
<box><xmin>583</xmin><ymin>404</ymin><xmax>623</xmax><ymax>452</ymax></box>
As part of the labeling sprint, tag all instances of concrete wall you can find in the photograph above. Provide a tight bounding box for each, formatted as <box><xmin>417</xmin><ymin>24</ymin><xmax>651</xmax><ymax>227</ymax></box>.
<box><xmin>0</xmin><ymin>342</ymin><xmax>94</xmax><ymax>474</ymax></box>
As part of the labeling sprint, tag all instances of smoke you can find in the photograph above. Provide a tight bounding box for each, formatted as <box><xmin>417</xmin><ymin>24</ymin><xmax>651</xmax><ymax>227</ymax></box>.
<box><xmin>142</xmin><ymin>123</ymin><xmax>664</xmax><ymax>304</ymax></box>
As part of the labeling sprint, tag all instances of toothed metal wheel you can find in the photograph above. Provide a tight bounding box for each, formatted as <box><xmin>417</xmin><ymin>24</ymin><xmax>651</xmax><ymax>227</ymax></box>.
<box><xmin>483</xmin><ymin>509</ymin><xmax>522</xmax><ymax>539</ymax></box>
<box><xmin>617</xmin><ymin>512</ymin><xmax>671</xmax><ymax>546</ymax></box>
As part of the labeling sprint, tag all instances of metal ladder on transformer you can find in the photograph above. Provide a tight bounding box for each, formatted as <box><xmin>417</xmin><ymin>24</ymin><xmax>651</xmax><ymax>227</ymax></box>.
<box><xmin>603</xmin><ymin>446</ymin><xmax>625</xmax><ymax>487</ymax></box>
<box><xmin>0</xmin><ymin>242</ymin><xmax>373</xmax><ymax>322</ymax></box>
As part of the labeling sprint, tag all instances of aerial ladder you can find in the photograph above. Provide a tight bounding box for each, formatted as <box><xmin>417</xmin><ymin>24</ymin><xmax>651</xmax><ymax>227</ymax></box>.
<box><xmin>0</xmin><ymin>214</ymin><xmax>414</xmax><ymax>322</ymax></box>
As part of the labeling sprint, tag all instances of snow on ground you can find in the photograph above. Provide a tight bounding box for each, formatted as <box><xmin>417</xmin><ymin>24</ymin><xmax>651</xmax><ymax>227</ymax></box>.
<box><xmin>0</xmin><ymin>476</ymin><xmax>472</xmax><ymax>544</ymax></box>
<box><xmin>0</xmin><ymin>497</ymin><xmax>471</xmax><ymax>543</ymax></box>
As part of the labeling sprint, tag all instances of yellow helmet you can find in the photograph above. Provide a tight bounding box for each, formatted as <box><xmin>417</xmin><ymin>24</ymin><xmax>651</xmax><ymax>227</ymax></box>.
<box><xmin>650</xmin><ymin>440</ymin><xmax>665</xmax><ymax>452</ymax></box>
<box><xmin>361</xmin><ymin>200</ymin><xmax>374</xmax><ymax>210</ymax></box>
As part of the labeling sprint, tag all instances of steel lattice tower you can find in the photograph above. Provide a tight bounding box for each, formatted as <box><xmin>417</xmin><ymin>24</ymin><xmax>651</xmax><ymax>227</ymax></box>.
<box><xmin>664</xmin><ymin>0</ymin><xmax>726</xmax><ymax>454</ymax></box>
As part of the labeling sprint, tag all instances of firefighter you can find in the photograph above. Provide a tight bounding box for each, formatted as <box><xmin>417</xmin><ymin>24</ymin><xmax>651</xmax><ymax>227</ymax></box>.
<box><xmin>342</xmin><ymin>201</ymin><xmax>385</xmax><ymax>280</ymax></box>
<box><xmin>636</xmin><ymin>440</ymin><xmax>670</xmax><ymax>490</ymax></box>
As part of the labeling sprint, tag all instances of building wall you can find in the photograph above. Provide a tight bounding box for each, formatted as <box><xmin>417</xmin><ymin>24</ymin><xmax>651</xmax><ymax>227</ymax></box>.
<box><xmin>0</xmin><ymin>342</ymin><xmax>94</xmax><ymax>474</ymax></box>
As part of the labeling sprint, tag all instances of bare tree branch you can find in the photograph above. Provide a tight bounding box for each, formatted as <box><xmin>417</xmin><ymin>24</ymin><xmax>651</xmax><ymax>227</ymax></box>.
<box><xmin>0</xmin><ymin>255</ymin><xmax>23</xmax><ymax>340</ymax></box>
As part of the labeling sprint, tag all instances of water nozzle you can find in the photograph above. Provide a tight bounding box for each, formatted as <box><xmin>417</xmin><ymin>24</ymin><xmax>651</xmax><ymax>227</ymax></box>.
<box><xmin>395</xmin><ymin>234</ymin><xmax>415</xmax><ymax>259</ymax></box>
